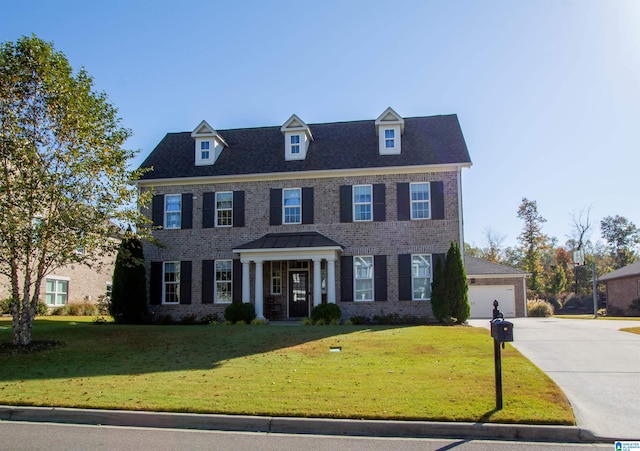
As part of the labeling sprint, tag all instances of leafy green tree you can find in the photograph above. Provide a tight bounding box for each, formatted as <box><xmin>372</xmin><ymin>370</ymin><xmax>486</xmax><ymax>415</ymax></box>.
<box><xmin>600</xmin><ymin>215</ymin><xmax>639</xmax><ymax>269</ymax></box>
<box><xmin>110</xmin><ymin>231</ymin><xmax>148</xmax><ymax>324</ymax></box>
<box><xmin>0</xmin><ymin>35</ymin><xmax>148</xmax><ymax>345</ymax></box>
<box><xmin>444</xmin><ymin>242</ymin><xmax>469</xmax><ymax>324</ymax></box>
<box><xmin>430</xmin><ymin>254</ymin><xmax>449</xmax><ymax>322</ymax></box>
<box><xmin>517</xmin><ymin>198</ymin><xmax>548</xmax><ymax>295</ymax></box>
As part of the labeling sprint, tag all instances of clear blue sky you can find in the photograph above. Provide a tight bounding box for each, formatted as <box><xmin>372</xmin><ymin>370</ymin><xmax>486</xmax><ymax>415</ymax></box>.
<box><xmin>2</xmin><ymin>0</ymin><xmax>639</xmax><ymax>249</ymax></box>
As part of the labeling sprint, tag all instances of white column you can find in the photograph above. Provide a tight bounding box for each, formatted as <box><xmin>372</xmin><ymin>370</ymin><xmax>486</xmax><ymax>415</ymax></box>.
<box><xmin>313</xmin><ymin>258</ymin><xmax>322</xmax><ymax>307</ymax></box>
<box><xmin>327</xmin><ymin>257</ymin><xmax>336</xmax><ymax>304</ymax></box>
<box><xmin>255</xmin><ymin>259</ymin><xmax>264</xmax><ymax>319</ymax></box>
<box><xmin>242</xmin><ymin>261</ymin><xmax>250</xmax><ymax>304</ymax></box>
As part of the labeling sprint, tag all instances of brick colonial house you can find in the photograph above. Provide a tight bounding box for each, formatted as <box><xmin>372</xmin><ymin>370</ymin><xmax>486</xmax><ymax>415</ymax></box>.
<box><xmin>136</xmin><ymin>108</ymin><xmax>473</xmax><ymax>321</ymax></box>
<box><xmin>599</xmin><ymin>261</ymin><xmax>640</xmax><ymax>316</ymax></box>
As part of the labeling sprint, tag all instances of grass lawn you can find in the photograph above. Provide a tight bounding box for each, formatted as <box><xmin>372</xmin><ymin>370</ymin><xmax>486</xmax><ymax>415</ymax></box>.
<box><xmin>0</xmin><ymin>317</ymin><xmax>573</xmax><ymax>425</ymax></box>
<box><xmin>554</xmin><ymin>315</ymin><xmax>640</xmax><ymax>320</ymax></box>
<box><xmin>621</xmin><ymin>327</ymin><xmax>640</xmax><ymax>335</ymax></box>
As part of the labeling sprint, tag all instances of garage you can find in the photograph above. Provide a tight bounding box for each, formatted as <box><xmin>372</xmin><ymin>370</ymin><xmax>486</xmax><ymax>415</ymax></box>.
<box><xmin>468</xmin><ymin>285</ymin><xmax>515</xmax><ymax>318</ymax></box>
<box><xmin>464</xmin><ymin>256</ymin><xmax>529</xmax><ymax>318</ymax></box>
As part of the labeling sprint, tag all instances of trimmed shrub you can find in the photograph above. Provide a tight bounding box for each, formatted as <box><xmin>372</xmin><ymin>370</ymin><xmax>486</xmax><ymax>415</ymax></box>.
<box><xmin>310</xmin><ymin>303</ymin><xmax>341</xmax><ymax>323</ymax></box>
<box><xmin>110</xmin><ymin>231</ymin><xmax>149</xmax><ymax>324</ymax></box>
<box><xmin>2</xmin><ymin>298</ymin><xmax>48</xmax><ymax>316</ymax></box>
<box><xmin>349</xmin><ymin>315</ymin><xmax>369</xmax><ymax>325</ymax></box>
<box><xmin>224</xmin><ymin>302</ymin><xmax>256</xmax><ymax>324</ymax></box>
<box><xmin>527</xmin><ymin>299</ymin><xmax>554</xmax><ymax>317</ymax></box>
<box><xmin>201</xmin><ymin>313</ymin><xmax>219</xmax><ymax>325</ymax></box>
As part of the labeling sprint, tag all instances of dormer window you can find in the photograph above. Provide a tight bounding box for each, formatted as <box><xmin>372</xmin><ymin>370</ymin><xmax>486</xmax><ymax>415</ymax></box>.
<box><xmin>200</xmin><ymin>141</ymin><xmax>210</xmax><ymax>160</ymax></box>
<box><xmin>191</xmin><ymin>120</ymin><xmax>227</xmax><ymax>166</ymax></box>
<box><xmin>375</xmin><ymin>107</ymin><xmax>404</xmax><ymax>155</ymax></box>
<box><xmin>384</xmin><ymin>129</ymin><xmax>395</xmax><ymax>149</ymax></box>
<box><xmin>290</xmin><ymin>135</ymin><xmax>301</xmax><ymax>154</ymax></box>
<box><xmin>281</xmin><ymin>114</ymin><xmax>313</xmax><ymax>161</ymax></box>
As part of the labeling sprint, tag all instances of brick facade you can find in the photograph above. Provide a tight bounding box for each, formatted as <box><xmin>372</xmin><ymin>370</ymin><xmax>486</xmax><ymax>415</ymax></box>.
<box><xmin>603</xmin><ymin>276</ymin><xmax>640</xmax><ymax>315</ymax></box>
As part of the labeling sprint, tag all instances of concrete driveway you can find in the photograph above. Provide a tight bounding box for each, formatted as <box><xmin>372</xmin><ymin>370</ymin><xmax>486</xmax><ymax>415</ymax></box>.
<box><xmin>469</xmin><ymin>317</ymin><xmax>640</xmax><ymax>441</ymax></box>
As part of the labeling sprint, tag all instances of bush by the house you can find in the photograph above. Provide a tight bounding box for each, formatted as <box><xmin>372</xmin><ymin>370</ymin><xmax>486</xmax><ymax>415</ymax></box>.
<box><xmin>310</xmin><ymin>303</ymin><xmax>341</xmax><ymax>324</ymax></box>
<box><xmin>224</xmin><ymin>302</ymin><xmax>256</xmax><ymax>324</ymax></box>
<box><xmin>349</xmin><ymin>315</ymin><xmax>369</xmax><ymax>325</ymax></box>
<box><xmin>527</xmin><ymin>299</ymin><xmax>554</xmax><ymax>317</ymax></box>
<box><xmin>110</xmin><ymin>230</ymin><xmax>149</xmax><ymax>324</ymax></box>
<box><xmin>1</xmin><ymin>298</ymin><xmax>48</xmax><ymax>316</ymax></box>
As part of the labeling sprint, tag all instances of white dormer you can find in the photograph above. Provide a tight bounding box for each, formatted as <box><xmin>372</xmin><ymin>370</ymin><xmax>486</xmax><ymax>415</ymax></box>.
<box><xmin>375</xmin><ymin>107</ymin><xmax>405</xmax><ymax>155</ymax></box>
<box><xmin>191</xmin><ymin>120</ymin><xmax>228</xmax><ymax>166</ymax></box>
<box><xmin>281</xmin><ymin>114</ymin><xmax>313</xmax><ymax>161</ymax></box>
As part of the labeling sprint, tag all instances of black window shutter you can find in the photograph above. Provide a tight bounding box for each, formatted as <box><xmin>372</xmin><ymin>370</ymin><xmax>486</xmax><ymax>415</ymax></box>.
<box><xmin>202</xmin><ymin>192</ymin><xmax>215</xmax><ymax>228</ymax></box>
<box><xmin>179</xmin><ymin>261</ymin><xmax>192</xmax><ymax>304</ymax></box>
<box><xmin>430</xmin><ymin>181</ymin><xmax>445</xmax><ymax>220</ymax></box>
<box><xmin>397</xmin><ymin>183</ymin><xmax>410</xmax><ymax>221</ymax></box>
<box><xmin>152</xmin><ymin>195</ymin><xmax>164</xmax><ymax>227</ymax></box>
<box><xmin>433</xmin><ymin>253</ymin><xmax>446</xmax><ymax>268</ymax></box>
<box><xmin>270</xmin><ymin>188</ymin><xmax>282</xmax><ymax>226</ymax></box>
<box><xmin>233</xmin><ymin>191</ymin><xmax>245</xmax><ymax>227</ymax></box>
<box><xmin>340</xmin><ymin>256</ymin><xmax>353</xmax><ymax>302</ymax></box>
<box><xmin>150</xmin><ymin>262</ymin><xmax>162</xmax><ymax>305</ymax></box>
<box><xmin>374</xmin><ymin>255</ymin><xmax>387</xmax><ymax>301</ymax></box>
<box><xmin>233</xmin><ymin>259</ymin><xmax>242</xmax><ymax>302</ymax></box>
<box><xmin>302</xmin><ymin>187</ymin><xmax>314</xmax><ymax>224</ymax></box>
<box><xmin>339</xmin><ymin>185</ymin><xmax>352</xmax><ymax>223</ymax></box>
<box><xmin>202</xmin><ymin>260</ymin><xmax>214</xmax><ymax>304</ymax></box>
<box><xmin>373</xmin><ymin>183</ymin><xmax>386</xmax><ymax>222</ymax></box>
<box><xmin>181</xmin><ymin>193</ymin><xmax>193</xmax><ymax>229</ymax></box>
<box><xmin>398</xmin><ymin>254</ymin><xmax>412</xmax><ymax>301</ymax></box>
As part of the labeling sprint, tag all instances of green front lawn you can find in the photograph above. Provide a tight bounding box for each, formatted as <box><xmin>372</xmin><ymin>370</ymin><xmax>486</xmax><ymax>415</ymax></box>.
<box><xmin>0</xmin><ymin>317</ymin><xmax>573</xmax><ymax>425</ymax></box>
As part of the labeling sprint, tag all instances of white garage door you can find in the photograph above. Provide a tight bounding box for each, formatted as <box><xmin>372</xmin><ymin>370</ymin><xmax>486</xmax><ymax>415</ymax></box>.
<box><xmin>468</xmin><ymin>285</ymin><xmax>515</xmax><ymax>318</ymax></box>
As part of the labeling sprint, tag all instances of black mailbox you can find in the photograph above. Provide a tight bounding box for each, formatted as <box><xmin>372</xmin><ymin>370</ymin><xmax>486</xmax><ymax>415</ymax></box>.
<box><xmin>491</xmin><ymin>319</ymin><xmax>514</xmax><ymax>342</ymax></box>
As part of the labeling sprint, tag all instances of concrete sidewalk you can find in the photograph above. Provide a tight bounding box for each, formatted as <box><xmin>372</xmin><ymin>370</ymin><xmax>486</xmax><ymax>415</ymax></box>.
<box><xmin>0</xmin><ymin>404</ymin><xmax>598</xmax><ymax>443</ymax></box>
<box><xmin>470</xmin><ymin>317</ymin><xmax>640</xmax><ymax>441</ymax></box>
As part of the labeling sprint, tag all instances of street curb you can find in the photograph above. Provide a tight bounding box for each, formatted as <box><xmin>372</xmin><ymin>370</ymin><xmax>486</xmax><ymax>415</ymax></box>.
<box><xmin>0</xmin><ymin>405</ymin><xmax>606</xmax><ymax>443</ymax></box>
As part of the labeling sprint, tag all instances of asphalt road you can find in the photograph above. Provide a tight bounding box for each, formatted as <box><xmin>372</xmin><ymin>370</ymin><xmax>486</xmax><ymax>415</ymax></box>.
<box><xmin>470</xmin><ymin>317</ymin><xmax>640</xmax><ymax>441</ymax></box>
<box><xmin>0</xmin><ymin>421</ymin><xmax>611</xmax><ymax>451</ymax></box>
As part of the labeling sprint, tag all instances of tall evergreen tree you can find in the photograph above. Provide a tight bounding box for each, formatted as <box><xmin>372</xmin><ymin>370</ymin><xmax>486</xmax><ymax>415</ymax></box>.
<box><xmin>110</xmin><ymin>231</ymin><xmax>148</xmax><ymax>324</ymax></box>
<box><xmin>444</xmin><ymin>242</ymin><xmax>470</xmax><ymax>324</ymax></box>
<box><xmin>430</xmin><ymin>255</ymin><xmax>449</xmax><ymax>322</ymax></box>
<box><xmin>517</xmin><ymin>198</ymin><xmax>548</xmax><ymax>295</ymax></box>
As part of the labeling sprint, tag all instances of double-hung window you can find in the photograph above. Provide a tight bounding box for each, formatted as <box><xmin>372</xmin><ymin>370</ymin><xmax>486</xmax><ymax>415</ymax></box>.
<box><xmin>384</xmin><ymin>129</ymin><xmax>395</xmax><ymax>148</ymax></box>
<box><xmin>163</xmin><ymin>262</ymin><xmax>180</xmax><ymax>304</ymax></box>
<box><xmin>215</xmin><ymin>260</ymin><xmax>232</xmax><ymax>303</ymax></box>
<box><xmin>164</xmin><ymin>194</ymin><xmax>182</xmax><ymax>229</ymax></box>
<box><xmin>354</xmin><ymin>256</ymin><xmax>374</xmax><ymax>301</ymax></box>
<box><xmin>45</xmin><ymin>278</ymin><xmax>68</xmax><ymax>306</ymax></box>
<box><xmin>410</xmin><ymin>183</ymin><xmax>430</xmax><ymax>219</ymax></box>
<box><xmin>412</xmin><ymin>254</ymin><xmax>432</xmax><ymax>300</ymax></box>
<box><xmin>215</xmin><ymin>192</ymin><xmax>233</xmax><ymax>227</ymax></box>
<box><xmin>353</xmin><ymin>185</ymin><xmax>372</xmax><ymax>222</ymax></box>
<box><xmin>290</xmin><ymin>135</ymin><xmax>300</xmax><ymax>154</ymax></box>
<box><xmin>283</xmin><ymin>188</ymin><xmax>301</xmax><ymax>224</ymax></box>
<box><xmin>200</xmin><ymin>141</ymin><xmax>210</xmax><ymax>160</ymax></box>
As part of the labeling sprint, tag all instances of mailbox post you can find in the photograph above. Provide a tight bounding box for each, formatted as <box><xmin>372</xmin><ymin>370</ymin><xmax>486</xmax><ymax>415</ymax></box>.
<box><xmin>490</xmin><ymin>300</ymin><xmax>513</xmax><ymax>410</ymax></box>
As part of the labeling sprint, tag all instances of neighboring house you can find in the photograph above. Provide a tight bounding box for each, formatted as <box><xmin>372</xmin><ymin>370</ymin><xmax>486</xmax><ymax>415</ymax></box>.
<box><xmin>598</xmin><ymin>261</ymin><xmax>640</xmax><ymax>316</ymax></box>
<box><xmin>464</xmin><ymin>256</ymin><xmax>529</xmax><ymax>318</ymax></box>
<box><xmin>136</xmin><ymin>108</ymin><xmax>472</xmax><ymax>321</ymax></box>
<box><xmin>0</xmin><ymin>253</ymin><xmax>115</xmax><ymax>308</ymax></box>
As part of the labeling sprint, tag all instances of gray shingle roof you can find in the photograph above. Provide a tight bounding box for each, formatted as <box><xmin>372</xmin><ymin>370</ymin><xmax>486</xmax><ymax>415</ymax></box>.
<box><xmin>599</xmin><ymin>261</ymin><xmax>640</xmax><ymax>282</ymax></box>
<box><xmin>138</xmin><ymin>115</ymin><xmax>471</xmax><ymax>180</ymax></box>
<box><xmin>464</xmin><ymin>256</ymin><xmax>528</xmax><ymax>277</ymax></box>
<box><xmin>234</xmin><ymin>232</ymin><xmax>343</xmax><ymax>250</ymax></box>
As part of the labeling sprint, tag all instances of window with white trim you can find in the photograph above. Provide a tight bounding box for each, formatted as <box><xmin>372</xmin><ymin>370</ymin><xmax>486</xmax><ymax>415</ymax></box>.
<box><xmin>215</xmin><ymin>191</ymin><xmax>233</xmax><ymax>227</ymax></box>
<box><xmin>200</xmin><ymin>141</ymin><xmax>210</xmax><ymax>160</ymax></box>
<box><xmin>412</xmin><ymin>254</ymin><xmax>432</xmax><ymax>300</ymax></box>
<box><xmin>163</xmin><ymin>261</ymin><xmax>180</xmax><ymax>304</ymax></box>
<box><xmin>45</xmin><ymin>278</ymin><xmax>68</xmax><ymax>306</ymax></box>
<box><xmin>283</xmin><ymin>188</ymin><xmax>301</xmax><ymax>224</ymax></box>
<box><xmin>290</xmin><ymin>135</ymin><xmax>300</xmax><ymax>154</ymax></box>
<box><xmin>215</xmin><ymin>260</ymin><xmax>232</xmax><ymax>303</ymax></box>
<box><xmin>164</xmin><ymin>194</ymin><xmax>182</xmax><ymax>229</ymax></box>
<box><xmin>271</xmin><ymin>261</ymin><xmax>282</xmax><ymax>295</ymax></box>
<box><xmin>410</xmin><ymin>183</ymin><xmax>431</xmax><ymax>219</ymax></box>
<box><xmin>354</xmin><ymin>256</ymin><xmax>374</xmax><ymax>301</ymax></box>
<box><xmin>384</xmin><ymin>129</ymin><xmax>395</xmax><ymax>148</ymax></box>
<box><xmin>353</xmin><ymin>185</ymin><xmax>372</xmax><ymax>222</ymax></box>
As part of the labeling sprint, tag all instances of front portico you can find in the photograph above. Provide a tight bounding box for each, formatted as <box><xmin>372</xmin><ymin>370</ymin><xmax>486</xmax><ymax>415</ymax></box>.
<box><xmin>233</xmin><ymin>232</ymin><xmax>343</xmax><ymax>319</ymax></box>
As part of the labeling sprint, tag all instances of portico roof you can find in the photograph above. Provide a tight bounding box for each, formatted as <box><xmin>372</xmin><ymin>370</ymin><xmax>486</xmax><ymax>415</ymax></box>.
<box><xmin>233</xmin><ymin>232</ymin><xmax>343</xmax><ymax>255</ymax></box>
